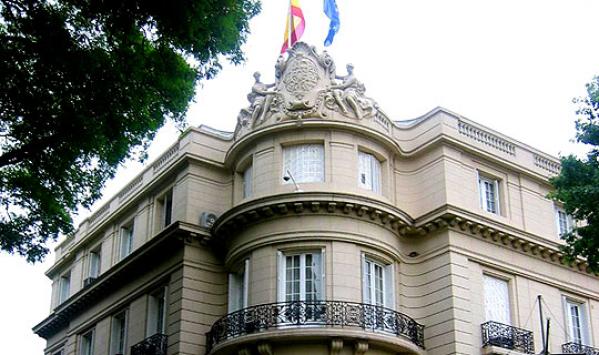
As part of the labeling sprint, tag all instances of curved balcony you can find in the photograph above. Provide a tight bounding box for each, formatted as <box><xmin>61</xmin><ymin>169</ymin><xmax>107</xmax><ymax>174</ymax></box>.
<box><xmin>206</xmin><ymin>300</ymin><xmax>424</xmax><ymax>353</ymax></box>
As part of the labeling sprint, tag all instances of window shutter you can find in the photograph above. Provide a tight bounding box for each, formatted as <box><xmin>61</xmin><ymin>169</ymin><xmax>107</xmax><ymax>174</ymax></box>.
<box><xmin>320</xmin><ymin>249</ymin><xmax>326</xmax><ymax>301</ymax></box>
<box><xmin>243</xmin><ymin>259</ymin><xmax>250</xmax><ymax>308</ymax></box>
<box><xmin>373</xmin><ymin>157</ymin><xmax>382</xmax><ymax>193</ymax></box>
<box><xmin>384</xmin><ymin>263</ymin><xmax>395</xmax><ymax>309</ymax></box>
<box><xmin>494</xmin><ymin>179</ymin><xmax>500</xmax><ymax>215</ymax></box>
<box><xmin>277</xmin><ymin>251</ymin><xmax>285</xmax><ymax>302</ymax></box>
<box><xmin>361</xmin><ymin>254</ymin><xmax>369</xmax><ymax>303</ymax></box>
<box><xmin>312</xmin><ymin>252</ymin><xmax>322</xmax><ymax>301</ymax></box>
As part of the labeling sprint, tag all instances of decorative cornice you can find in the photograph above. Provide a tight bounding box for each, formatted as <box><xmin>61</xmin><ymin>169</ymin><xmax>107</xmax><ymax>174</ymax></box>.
<box><xmin>212</xmin><ymin>192</ymin><xmax>414</xmax><ymax>240</ymax></box>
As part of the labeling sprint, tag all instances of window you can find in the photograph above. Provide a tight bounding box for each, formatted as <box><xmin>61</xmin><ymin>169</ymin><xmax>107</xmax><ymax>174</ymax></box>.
<box><xmin>147</xmin><ymin>287</ymin><xmax>167</xmax><ymax>336</ymax></box>
<box><xmin>119</xmin><ymin>222</ymin><xmax>134</xmax><ymax>260</ymax></box>
<box><xmin>565</xmin><ymin>299</ymin><xmax>589</xmax><ymax>345</ymax></box>
<box><xmin>478</xmin><ymin>174</ymin><xmax>500</xmax><ymax>214</ymax></box>
<box><xmin>556</xmin><ymin>207</ymin><xmax>574</xmax><ymax>236</ymax></box>
<box><xmin>80</xmin><ymin>329</ymin><xmax>94</xmax><ymax>355</ymax></box>
<box><xmin>362</xmin><ymin>256</ymin><xmax>394</xmax><ymax>308</ymax></box>
<box><xmin>358</xmin><ymin>152</ymin><xmax>382</xmax><ymax>193</ymax></box>
<box><xmin>228</xmin><ymin>259</ymin><xmax>249</xmax><ymax>312</ymax></box>
<box><xmin>242</xmin><ymin>165</ymin><xmax>253</xmax><ymax>198</ymax></box>
<box><xmin>283</xmin><ymin>144</ymin><xmax>324</xmax><ymax>183</ymax></box>
<box><xmin>277</xmin><ymin>251</ymin><xmax>323</xmax><ymax>302</ymax></box>
<box><xmin>483</xmin><ymin>275</ymin><xmax>511</xmax><ymax>324</ymax></box>
<box><xmin>157</xmin><ymin>189</ymin><xmax>173</xmax><ymax>228</ymax></box>
<box><xmin>89</xmin><ymin>249</ymin><xmax>101</xmax><ymax>278</ymax></box>
<box><xmin>110</xmin><ymin>311</ymin><xmax>128</xmax><ymax>355</ymax></box>
<box><xmin>59</xmin><ymin>272</ymin><xmax>71</xmax><ymax>304</ymax></box>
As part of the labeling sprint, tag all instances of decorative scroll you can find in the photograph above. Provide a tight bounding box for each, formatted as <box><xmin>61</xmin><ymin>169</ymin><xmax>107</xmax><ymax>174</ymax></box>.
<box><xmin>131</xmin><ymin>333</ymin><xmax>168</xmax><ymax>355</ymax></box>
<box><xmin>481</xmin><ymin>321</ymin><xmax>534</xmax><ymax>354</ymax></box>
<box><xmin>206</xmin><ymin>300</ymin><xmax>425</xmax><ymax>353</ymax></box>
<box><xmin>563</xmin><ymin>342</ymin><xmax>599</xmax><ymax>355</ymax></box>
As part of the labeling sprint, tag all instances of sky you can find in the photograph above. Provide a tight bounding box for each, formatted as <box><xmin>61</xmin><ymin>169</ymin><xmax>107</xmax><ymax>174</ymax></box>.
<box><xmin>1</xmin><ymin>1</ymin><xmax>598</xmax><ymax>354</ymax></box>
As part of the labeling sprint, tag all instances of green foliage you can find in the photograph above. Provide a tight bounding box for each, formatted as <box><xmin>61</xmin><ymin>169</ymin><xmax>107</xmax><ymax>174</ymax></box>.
<box><xmin>0</xmin><ymin>0</ymin><xmax>260</xmax><ymax>262</ymax></box>
<box><xmin>550</xmin><ymin>76</ymin><xmax>599</xmax><ymax>272</ymax></box>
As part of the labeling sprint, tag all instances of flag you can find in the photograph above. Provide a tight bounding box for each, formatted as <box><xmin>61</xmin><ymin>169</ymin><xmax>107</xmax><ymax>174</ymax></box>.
<box><xmin>281</xmin><ymin>0</ymin><xmax>306</xmax><ymax>53</ymax></box>
<box><xmin>323</xmin><ymin>0</ymin><xmax>340</xmax><ymax>46</ymax></box>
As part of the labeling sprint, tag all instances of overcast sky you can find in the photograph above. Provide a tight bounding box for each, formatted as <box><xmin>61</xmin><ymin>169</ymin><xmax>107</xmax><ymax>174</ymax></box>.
<box><xmin>2</xmin><ymin>1</ymin><xmax>598</xmax><ymax>354</ymax></box>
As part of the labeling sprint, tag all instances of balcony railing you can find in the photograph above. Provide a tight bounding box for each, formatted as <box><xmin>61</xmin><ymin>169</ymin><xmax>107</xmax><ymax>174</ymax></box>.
<box><xmin>206</xmin><ymin>300</ymin><xmax>425</xmax><ymax>353</ymax></box>
<box><xmin>563</xmin><ymin>342</ymin><xmax>599</xmax><ymax>355</ymax></box>
<box><xmin>481</xmin><ymin>321</ymin><xmax>534</xmax><ymax>354</ymax></box>
<box><xmin>131</xmin><ymin>333</ymin><xmax>167</xmax><ymax>355</ymax></box>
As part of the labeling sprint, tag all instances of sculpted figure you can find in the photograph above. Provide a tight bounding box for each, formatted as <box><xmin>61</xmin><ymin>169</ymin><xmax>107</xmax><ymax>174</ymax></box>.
<box><xmin>247</xmin><ymin>72</ymin><xmax>276</xmax><ymax>126</ymax></box>
<box><xmin>318</xmin><ymin>50</ymin><xmax>336</xmax><ymax>80</ymax></box>
<box><xmin>274</xmin><ymin>55</ymin><xmax>286</xmax><ymax>84</ymax></box>
<box><xmin>330</xmin><ymin>63</ymin><xmax>366</xmax><ymax>119</ymax></box>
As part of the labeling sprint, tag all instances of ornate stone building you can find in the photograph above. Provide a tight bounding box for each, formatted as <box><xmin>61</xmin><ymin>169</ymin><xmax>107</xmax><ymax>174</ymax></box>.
<box><xmin>34</xmin><ymin>43</ymin><xmax>599</xmax><ymax>355</ymax></box>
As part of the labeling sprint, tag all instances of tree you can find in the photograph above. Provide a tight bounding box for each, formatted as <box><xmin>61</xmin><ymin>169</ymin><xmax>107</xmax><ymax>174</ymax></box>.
<box><xmin>0</xmin><ymin>0</ymin><xmax>260</xmax><ymax>262</ymax></box>
<box><xmin>550</xmin><ymin>76</ymin><xmax>599</xmax><ymax>272</ymax></box>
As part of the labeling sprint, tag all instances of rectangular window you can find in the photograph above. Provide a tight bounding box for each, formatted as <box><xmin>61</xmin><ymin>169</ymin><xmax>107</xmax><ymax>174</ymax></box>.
<box><xmin>89</xmin><ymin>249</ymin><xmax>101</xmax><ymax>278</ymax></box>
<box><xmin>283</xmin><ymin>144</ymin><xmax>325</xmax><ymax>183</ymax></box>
<box><xmin>243</xmin><ymin>165</ymin><xmax>253</xmax><ymax>199</ymax></box>
<box><xmin>362</xmin><ymin>256</ymin><xmax>394</xmax><ymax>309</ymax></box>
<box><xmin>479</xmin><ymin>174</ymin><xmax>500</xmax><ymax>214</ymax></box>
<box><xmin>147</xmin><ymin>287</ymin><xmax>167</xmax><ymax>336</ymax></box>
<box><xmin>556</xmin><ymin>207</ymin><xmax>573</xmax><ymax>236</ymax></box>
<box><xmin>483</xmin><ymin>275</ymin><xmax>511</xmax><ymax>324</ymax></box>
<box><xmin>277</xmin><ymin>251</ymin><xmax>323</xmax><ymax>302</ymax></box>
<box><xmin>565</xmin><ymin>299</ymin><xmax>589</xmax><ymax>345</ymax></box>
<box><xmin>80</xmin><ymin>329</ymin><xmax>94</xmax><ymax>355</ymax></box>
<box><xmin>119</xmin><ymin>222</ymin><xmax>134</xmax><ymax>260</ymax></box>
<box><xmin>110</xmin><ymin>311</ymin><xmax>127</xmax><ymax>355</ymax></box>
<box><xmin>358</xmin><ymin>152</ymin><xmax>382</xmax><ymax>193</ymax></box>
<box><xmin>228</xmin><ymin>259</ymin><xmax>250</xmax><ymax>312</ymax></box>
<box><xmin>59</xmin><ymin>272</ymin><xmax>71</xmax><ymax>304</ymax></box>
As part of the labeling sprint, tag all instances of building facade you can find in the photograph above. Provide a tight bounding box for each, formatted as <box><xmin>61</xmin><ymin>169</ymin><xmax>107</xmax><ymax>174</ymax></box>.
<box><xmin>34</xmin><ymin>43</ymin><xmax>599</xmax><ymax>355</ymax></box>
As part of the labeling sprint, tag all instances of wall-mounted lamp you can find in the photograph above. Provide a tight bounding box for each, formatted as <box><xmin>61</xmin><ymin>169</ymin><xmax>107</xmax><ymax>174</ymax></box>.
<box><xmin>283</xmin><ymin>169</ymin><xmax>303</xmax><ymax>192</ymax></box>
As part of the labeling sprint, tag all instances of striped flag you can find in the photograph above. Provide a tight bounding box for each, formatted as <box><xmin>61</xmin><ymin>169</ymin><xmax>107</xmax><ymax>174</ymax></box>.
<box><xmin>281</xmin><ymin>0</ymin><xmax>306</xmax><ymax>53</ymax></box>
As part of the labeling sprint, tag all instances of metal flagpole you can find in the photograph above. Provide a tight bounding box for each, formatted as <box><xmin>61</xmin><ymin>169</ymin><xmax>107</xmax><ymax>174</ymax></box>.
<box><xmin>288</xmin><ymin>0</ymin><xmax>292</xmax><ymax>49</ymax></box>
<box><xmin>538</xmin><ymin>295</ymin><xmax>546</xmax><ymax>354</ymax></box>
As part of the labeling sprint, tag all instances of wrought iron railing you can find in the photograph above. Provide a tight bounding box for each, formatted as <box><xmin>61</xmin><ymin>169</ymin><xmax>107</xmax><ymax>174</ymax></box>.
<box><xmin>131</xmin><ymin>333</ymin><xmax>167</xmax><ymax>355</ymax></box>
<box><xmin>563</xmin><ymin>342</ymin><xmax>599</xmax><ymax>355</ymax></box>
<box><xmin>481</xmin><ymin>321</ymin><xmax>534</xmax><ymax>354</ymax></box>
<box><xmin>206</xmin><ymin>300</ymin><xmax>425</xmax><ymax>352</ymax></box>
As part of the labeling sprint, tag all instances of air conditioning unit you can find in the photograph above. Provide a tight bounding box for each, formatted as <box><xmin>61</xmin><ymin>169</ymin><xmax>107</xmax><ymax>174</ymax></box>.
<box><xmin>199</xmin><ymin>212</ymin><xmax>218</xmax><ymax>228</ymax></box>
<box><xmin>83</xmin><ymin>277</ymin><xmax>97</xmax><ymax>287</ymax></box>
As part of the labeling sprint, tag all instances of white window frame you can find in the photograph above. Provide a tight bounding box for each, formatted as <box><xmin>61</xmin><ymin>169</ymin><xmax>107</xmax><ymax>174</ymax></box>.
<box><xmin>88</xmin><ymin>248</ymin><xmax>101</xmax><ymax>278</ymax></box>
<box><xmin>478</xmin><ymin>173</ymin><xmax>500</xmax><ymax>215</ymax></box>
<box><xmin>242</xmin><ymin>164</ymin><xmax>253</xmax><ymax>199</ymax></box>
<box><xmin>228</xmin><ymin>259</ymin><xmax>250</xmax><ymax>312</ymax></box>
<box><xmin>555</xmin><ymin>206</ymin><xmax>574</xmax><ymax>236</ymax></box>
<box><xmin>162</xmin><ymin>189</ymin><xmax>173</xmax><ymax>227</ymax></box>
<box><xmin>59</xmin><ymin>271</ymin><xmax>71</xmax><ymax>304</ymax></box>
<box><xmin>147</xmin><ymin>287</ymin><xmax>168</xmax><ymax>336</ymax></box>
<box><xmin>483</xmin><ymin>274</ymin><xmax>511</xmax><ymax>325</ymax></box>
<box><xmin>119</xmin><ymin>221</ymin><xmax>134</xmax><ymax>261</ymax></box>
<box><xmin>283</xmin><ymin>144</ymin><xmax>325</xmax><ymax>183</ymax></box>
<box><xmin>110</xmin><ymin>310</ymin><xmax>128</xmax><ymax>355</ymax></box>
<box><xmin>80</xmin><ymin>329</ymin><xmax>94</xmax><ymax>355</ymax></box>
<box><xmin>564</xmin><ymin>297</ymin><xmax>590</xmax><ymax>345</ymax></box>
<box><xmin>277</xmin><ymin>250</ymin><xmax>325</xmax><ymax>303</ymax></box>
<box><xmin>361</xmin><ymin>255</ymin><xmax>395</xmax><ymax>309</ymax></box>
<box><xmin>358</xmin><ymin>151</ymin><xmax>382</xmax><ymax>193</ymax></box>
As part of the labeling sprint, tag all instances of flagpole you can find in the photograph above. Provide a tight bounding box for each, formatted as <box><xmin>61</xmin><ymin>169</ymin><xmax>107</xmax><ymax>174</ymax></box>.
<box><xmin>288</xmin><ymin>0</ymin><xmax>292</xmax><ymax>49</ymax></box>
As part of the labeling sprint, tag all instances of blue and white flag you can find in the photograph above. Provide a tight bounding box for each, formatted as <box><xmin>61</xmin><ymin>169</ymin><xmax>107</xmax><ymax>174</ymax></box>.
<box><xmin>323</xmin><ymin>0</ymin><xmax>340</xmax><ymax>46</ymax></box>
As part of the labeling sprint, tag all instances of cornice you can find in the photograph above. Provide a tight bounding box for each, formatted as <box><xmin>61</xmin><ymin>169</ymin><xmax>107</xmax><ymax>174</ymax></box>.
<box><xmin>33</xmin><ymin>222</ymin><xmax>210</xmax><ymax>339</ymax></box>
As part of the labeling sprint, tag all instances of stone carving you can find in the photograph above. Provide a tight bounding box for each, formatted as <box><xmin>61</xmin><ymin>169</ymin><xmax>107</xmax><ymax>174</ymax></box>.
<box><xmin>233</xmin><ymin>42</ymin><xmax>385</xmax><ymax>139</ymax></box>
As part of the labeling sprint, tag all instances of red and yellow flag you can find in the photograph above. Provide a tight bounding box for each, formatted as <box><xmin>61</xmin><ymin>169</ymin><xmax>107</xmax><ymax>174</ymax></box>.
<box><xmin>281</xmin><ymin>0</ymin><xmax>305</xmax><ymax>53</ymax></box>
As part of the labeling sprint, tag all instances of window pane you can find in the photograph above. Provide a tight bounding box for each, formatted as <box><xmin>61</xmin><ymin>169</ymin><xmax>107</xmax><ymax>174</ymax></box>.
<box><xmin>243</xmin><ymin>165</ymin><xmax>253</xmax><ymax>198</ymax></box>
<box><xmin>483</xmin><ymin>275</ymin><xmax>510</xmax><ymax>324</ymax></box>
<box><xmin>358</xmin><ymin>152</ymin><xmax>382</xmax><ymax>193</ymax></box>
<box><xmin>284</xmin><ymin>145</ymin><xmax>324</xmax><ymax>183</ymax></box>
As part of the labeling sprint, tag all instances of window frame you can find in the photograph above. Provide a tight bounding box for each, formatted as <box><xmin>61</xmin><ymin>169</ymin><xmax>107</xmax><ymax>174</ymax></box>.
<box><xmin>79</xmin><ymin>329</ymin><xmax>94</xmax><ymax>355</ymax></box>
<box><xmin>563</xmin><ymin>297</ymin><xmax>590</xmax><ymax>345</ymax></box>
<box><xmin>228</xmin><ymin>259</ymin><xmax>250</xmax><ymax>312</ymax></box>
<box><xmin>361</xmin><ymin>254</ymin><xmax>395</xmax><ymax>309</ymax></box>
<box><xmin>58</xmin><ymin>271</ymin><xmax>71</xmax><ymax>304</ymax></box>
<box><xmin>478</xmin><ymin>172</ymin><xmax>501</xmax><ymax>215</ymax></box>
<box><xmin>110</xmin><ymin>310</ymin><xmax>128</xmax><ymax>355</ymax></box>
<box><xmin>119</xmin><ymin>220</ymin><xmax>134</xmax><ymax>261</ymax></box>
<box><xmin>555</xmin><ymin>205</ymin><xmax>574</xmax><ymax>236</ymax></box>
<box><xmin>358</xmin><ymin>151</ymin><xmax>382</xmax><ymax>193</ymax></box>
<box><xmin>88</xmin><ymin>247</ymin><xmax>101</xmax><ymax>279</ymax></box>
<box><xmin>482</xmin><ymin>273</ymin><xmax>512</xmax><ymax>325</ymax></box>
<box><xmin>277</xmin><ymin>249</ymin><xmax>325</xmax><ymax>303</ymax></box>
<box><xmin>282</xmin><ymin>144</ymin><xmax>325</xmax><ymax>184</ymax></box>
<box><xmin>146</xmin><ymin>286</ymin><xmax>168</xmax><ymax>337</ymax></box>
<box><xmin>242</xmin><ymin>164</ymin><xmax>253</xmax><ymax>199</ymax></box>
